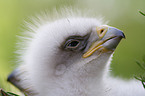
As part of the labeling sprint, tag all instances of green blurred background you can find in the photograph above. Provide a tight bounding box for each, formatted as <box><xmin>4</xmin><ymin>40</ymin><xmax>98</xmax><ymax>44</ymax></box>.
<box><xmin>0</xmin><ymin>0</ymin><xmax>145</xmax><ymax>84</ymax></box>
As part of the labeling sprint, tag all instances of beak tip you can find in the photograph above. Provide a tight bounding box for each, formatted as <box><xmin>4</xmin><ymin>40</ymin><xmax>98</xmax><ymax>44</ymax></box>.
<box><xmin>118</xmin><ymin>32</ymin><xmax>125</xmax><ymax>40</ymax></box>
<box><xmin>122</xmin><ymin>32</ymin><xmax>126</xmax><ymax>39</ymax></box>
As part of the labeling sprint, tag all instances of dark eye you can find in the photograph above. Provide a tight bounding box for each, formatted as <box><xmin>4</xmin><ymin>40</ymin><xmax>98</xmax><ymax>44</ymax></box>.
<box><xmin>66</xmin><ymin>40</ymin><xmax>80</xmax><ymax>48</ymax></box>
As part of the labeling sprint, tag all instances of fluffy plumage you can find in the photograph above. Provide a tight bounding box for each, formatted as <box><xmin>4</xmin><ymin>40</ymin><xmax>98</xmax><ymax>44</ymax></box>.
<box><xmin>8</xmin><ymin>8</ymin><xmax>145</xmax><ymax>96</ymax></box>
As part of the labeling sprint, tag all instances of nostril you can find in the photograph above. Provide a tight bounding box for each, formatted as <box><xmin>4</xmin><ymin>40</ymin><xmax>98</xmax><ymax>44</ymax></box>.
<box><xmin>96</xmin><ymin>25</ymin><xmax>108</xmax><ymax>39</ymax></box>
<box><xmin>100</xmin><ymin>29</ymin><xmax>104</xmax><ymax>34</ymax></box>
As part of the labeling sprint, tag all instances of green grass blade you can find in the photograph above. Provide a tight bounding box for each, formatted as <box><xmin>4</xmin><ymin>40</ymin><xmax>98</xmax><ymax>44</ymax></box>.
<box><xmin>7</xmin><ymin>92</ymin><xmax>19</xmax><ymax>96</ymax></box>
<box><xmin>141</xmin><ymin>81</ymin><xmax>145</xmax><ymax>89</ymax></box>
<box><xmin>0</xmin><ymin>88</ymin><xmax>10</xmax><ymax>96</ymax></box>
<box><xmin>136</xmin><ymin>61</ymin><xmax>145</xmax><ymax>71</ymax></box>
<box><xmin>0</xmin><ymin>89</ymin><xmax>20</xmax><ymax>96</ymax></box>
<box><xmin>139</xmin><ymin>11</ymin><xmax>145</xmax><ymax>16</ymax></box>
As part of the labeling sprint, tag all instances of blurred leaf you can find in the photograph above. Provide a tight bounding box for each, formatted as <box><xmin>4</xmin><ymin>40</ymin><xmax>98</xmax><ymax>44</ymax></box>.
<box><xmin>0</xmin><ymin>88</ymin><xmax>10</xmax><ymax>96</ymax></box>
<box><xmin>134</xmin><ymin>76</ymin><xmax>143</xmax><ymax>81</ymax></box>
<box><xmin>134</xmin><ymin>76</ymin><xmax>145</xmax><ymax>89</ymax></box>
<box><xmin>139</xmin><ymin>11</ymin><xmax>145</xmax><ymax>16</ymax></box>
<box><xmin>141</xmin><ymin>80</ymin><xmax>145</xmax><ymax>89</ymax></box>
<box><xmin>0</xmin><ymin>89</ymin><xmax>20</xmax><ymax>96</ymax></box>
<box><xmin>7</xmin><ymin>92</ymin><xmax>19</xmax><ymax>96</ymax></box>
<box><xmin>135</xmin><ymin>57</ymin><xmax>145</xmax><ymax>89</ymax></box>
<box><xmin>140</xmin><ymin>76</ymin><xmax>145</xmax><ymax>89</ymax></box>
<box><xmin>135</xmin><ymin>60</ymin><xmax>145</xmax><ymax>71</ymax></box>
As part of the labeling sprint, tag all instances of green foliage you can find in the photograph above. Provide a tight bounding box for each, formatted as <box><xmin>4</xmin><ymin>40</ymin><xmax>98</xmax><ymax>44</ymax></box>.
<box><xmin>0</xmin><ymin>89</ymin><xmax>19</xmax><ymax>96</ymax></box>
<box><xmin>134</xmin><ymin>56</ymin><xmax>145</xmax><ymax>89</ymax></box>
<box><xmin>139</xmin><ymin>11</ymin><xmax>145</xmax><ymax>16</ymax></box>
<box><xmin>134</xmin><ymin>11</ymin><xmax>145</xmax><ymax>88</ymax></box>
<box><xmin>0</xmin><ymin>89</ymin><xmax>28</xmax><ymax>96</ymax></box>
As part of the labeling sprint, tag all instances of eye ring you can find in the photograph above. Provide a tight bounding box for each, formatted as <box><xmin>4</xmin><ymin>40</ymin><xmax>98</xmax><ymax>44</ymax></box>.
<box><xmin>66</xmin><ymin>40</ymin><xmax>80</xmax><ymax>49</ymax></box>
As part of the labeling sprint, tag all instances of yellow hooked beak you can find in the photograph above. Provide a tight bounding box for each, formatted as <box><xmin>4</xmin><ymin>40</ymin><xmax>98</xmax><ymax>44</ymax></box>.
<box><xmin>83</xmin><ymin>25</ymin><xmax>125</xmax><ymax>58</ymax></box>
